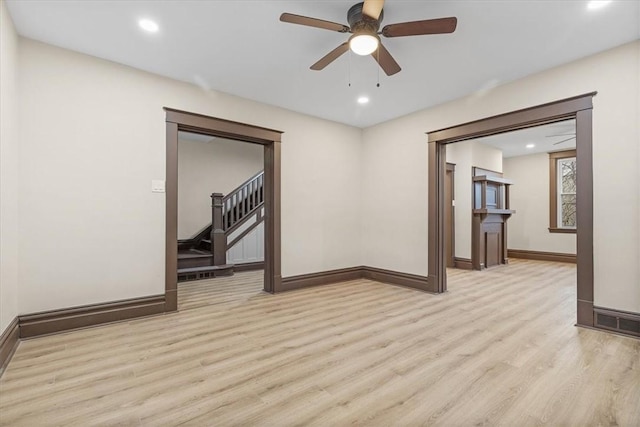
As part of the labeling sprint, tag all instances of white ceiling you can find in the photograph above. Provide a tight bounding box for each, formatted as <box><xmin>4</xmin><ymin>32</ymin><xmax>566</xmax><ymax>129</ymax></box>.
<box><xmin>6</xmin><ymin>1</ymin><xmax>640</xmax><ymax>128</ymax></box>
<box><xmin>178</xmin><ymin>131</ymin><xmax>216</xmax><ymax>144</ymax></box>
<box><xmin>473</xmin><ymin>119</ymin><xmax>576</xmax><ymax>158</ymax></box>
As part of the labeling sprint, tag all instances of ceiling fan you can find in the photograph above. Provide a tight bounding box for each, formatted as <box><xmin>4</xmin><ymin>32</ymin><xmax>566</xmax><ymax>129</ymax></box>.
<box><xmin>280</xmin><ymin>0</ymin><xmax>457</xmax><ymax>76</ymax></box>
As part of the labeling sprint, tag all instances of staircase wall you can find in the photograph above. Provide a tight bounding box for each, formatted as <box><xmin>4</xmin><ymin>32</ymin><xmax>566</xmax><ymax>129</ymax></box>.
<box><xmin>227</xmin><ymin>222</ymin><xmax>264</xmax><ymax>265</ymax></box>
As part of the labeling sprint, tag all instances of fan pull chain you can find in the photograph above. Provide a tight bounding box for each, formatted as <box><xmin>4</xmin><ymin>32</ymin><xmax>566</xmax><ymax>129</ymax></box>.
<box><xmin>348</xmin><ymin>50</ymin><xmax>352</xmax><ymax>87</ymax></box>
<box><xmin>376</xmin><ymin>47</ymin><xmax>380</xmax><ymax>87</ymax></box>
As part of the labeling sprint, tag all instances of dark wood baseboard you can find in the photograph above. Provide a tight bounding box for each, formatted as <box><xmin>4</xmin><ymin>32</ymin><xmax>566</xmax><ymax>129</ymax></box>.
<box><xmin>280</xmin><ymin>267</ymin><xmax>363</xmax><ymax>292</ymax></box>
<box><xmin>361</xmin><ymin>266</ymin><xmax>432</xmax><ymax>293</ymax></box>
<box><xmin>0</xmin><ymin>317</ymin><xmax>20</xmax><ymax>376</ymax></box>
<box><xmin>453</xmin><ymin>257</ymin><xmax>473</xmax><ymax>270</ymax></box>
<box><xmin>19</xmin><ymin>295</ymin><xmax>167</xmax><ymax>338</ymax></box>
<box><xmin>233</xmin><ymin>261</ymin><xmax>265</xmax><ymax>272</ymax></box>
<box><xmin>592</xmin><ymin>307</ymin><xmax>640</xmax><ymax>338</ymax></box>
<box><xmin>280</xmin><ymin>266</ymin><xmax>431</xmax><ymax>293</ymax></box>
<box><xmin>508</xmin><ymin>249</ymin><xmax>576</xmax><ymax>264</ymax></box>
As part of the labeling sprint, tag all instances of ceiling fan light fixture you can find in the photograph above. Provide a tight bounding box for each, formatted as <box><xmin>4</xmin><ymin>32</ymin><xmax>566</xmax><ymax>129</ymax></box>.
<box><xmin>349</xmin><ymin>33</ymin><xmax>379</xmax><ymax>56</ymax></box>
<box><xmin>280</xmin><ymin>1</ymin><xmax>458</xmax><ymax>75</ymax></box>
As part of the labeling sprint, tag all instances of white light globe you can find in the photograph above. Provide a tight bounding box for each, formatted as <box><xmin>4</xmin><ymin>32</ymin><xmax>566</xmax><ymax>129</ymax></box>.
<box><xmin>349</xmin><ymin>34</ymin><xmax>379</xmax><ymax>56</ymax></box>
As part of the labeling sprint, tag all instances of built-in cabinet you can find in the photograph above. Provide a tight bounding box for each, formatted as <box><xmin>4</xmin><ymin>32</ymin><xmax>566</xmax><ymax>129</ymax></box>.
<box><xmin>471</xmin><ymin>175</ymin><xmax>515</xmax><ymax>270</ymax></box>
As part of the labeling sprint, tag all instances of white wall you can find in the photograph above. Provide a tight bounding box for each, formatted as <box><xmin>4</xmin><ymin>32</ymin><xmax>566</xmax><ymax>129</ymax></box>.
<box><xmin>362</xmin><ymin>41</ymin><xmax>640</xmax><ymax>313</ymax></box>
<box><xmin>178</xmin><ymin>136</ymin><xmax>262</xmax><ymax>239</ymax></box>
<box><xmin>472</xmin><ymin>143</ymin><xmax>503</xmax><ymax>174</ymax></box>
<box><xmin>9</xmin><ymin>34</ymin><xmax>640</xmax><ymax>316</ymax></box>
<box><xmin>0</xmin><ymin>0</ymin><xmax>20</xmax><ymax>333</ymax></box>
<box><xmin>17</xmin><ymin>38</ymin><xmax>363</xmax><ymax>314</ymax></box>
<box><xmin>504</xmin><ymin>153</ymin><xmax>577</xmax><ymax>254</ymax></box>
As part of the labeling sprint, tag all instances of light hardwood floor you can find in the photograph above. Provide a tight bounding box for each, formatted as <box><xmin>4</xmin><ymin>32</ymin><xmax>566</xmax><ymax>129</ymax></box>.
<box><xmin>1</xmin><ymin>260</ymin><xmax>638</xmax><ymax>426</ymax></box>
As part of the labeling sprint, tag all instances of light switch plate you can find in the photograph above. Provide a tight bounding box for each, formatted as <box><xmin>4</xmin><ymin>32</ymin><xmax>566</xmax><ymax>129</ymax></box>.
<box><xmin>152</xmin><ymin>180</ymin><xmax>165</xmax><ymax>193</ymax></box>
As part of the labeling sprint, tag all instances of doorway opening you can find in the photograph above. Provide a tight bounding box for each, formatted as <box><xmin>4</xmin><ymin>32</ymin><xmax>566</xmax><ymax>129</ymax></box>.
<box><xmin>176</xmin><ymin>131</ymin><xmax>265</xmax><ymax>281</ymax></box>
<box><xmin>164</xmin><ymin>108</ymin><xmax>283</xmax><ymax>312</ymax></box>
<box><xmin>428</xmin><ymin>93</ymin><xmax>595</xmax><ymax>328</ymax></box>
<box><xmin>444</xmin><ymin>119</ymin><xmax>577</xmax><ymax>271</ymax></box>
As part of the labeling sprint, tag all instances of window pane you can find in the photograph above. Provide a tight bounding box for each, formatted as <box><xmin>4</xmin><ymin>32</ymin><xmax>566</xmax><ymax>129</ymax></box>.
<box><xmin>561</xmin><ymin>194</ymin><xmax>576</xmax><ymax>227</ymax></box>
<box><xmin>561</xmin><ymin>159</ymin><xmax>577</xmax><ymax>194</ymax></box>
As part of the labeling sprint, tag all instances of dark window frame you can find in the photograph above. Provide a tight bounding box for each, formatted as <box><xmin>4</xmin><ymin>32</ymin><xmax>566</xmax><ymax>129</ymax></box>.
<box><xmin>549</xmin><ymin>149</ymin><xmax>577</xmax><ymax>234</ymax></box>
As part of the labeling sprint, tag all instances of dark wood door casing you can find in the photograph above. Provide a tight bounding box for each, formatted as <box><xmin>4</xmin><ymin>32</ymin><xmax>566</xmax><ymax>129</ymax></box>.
<box><xmin>427</xmin><ymin>93</ymin><xmax>596</xmax><ymax>328</ymax></box>
<box><xmin>165</xmin><ymin>108</ymin><xmax>283</xmax><ymax>309</ymax></box>
<box><xmin>445</xmin><ymin>163</ymin><xmax>455</xmax><ymax>268</ymax></box>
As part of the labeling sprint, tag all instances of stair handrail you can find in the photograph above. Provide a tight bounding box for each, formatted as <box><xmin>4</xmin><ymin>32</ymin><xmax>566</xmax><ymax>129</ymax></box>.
<box><xmin>222</xmin><ymin>170</ymin><xmax>264</xmax><ymax>232</ymax></box>
<box><xmin>223</xmin><ymin>170</ymin><xmax>263</xmax><ymax>204</ymax></box>
<box><xmin>224</xmin><ymin>202</ymin><xmax>263</xmax><ymax>236</ymax></box>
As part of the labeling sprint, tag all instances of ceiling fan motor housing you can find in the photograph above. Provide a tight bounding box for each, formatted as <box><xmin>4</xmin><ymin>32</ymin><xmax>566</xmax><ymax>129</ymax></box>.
<box><xmin>348</xmin><ymin>2</ymin><xmax>384</xmax><ymax>30</ymax></box>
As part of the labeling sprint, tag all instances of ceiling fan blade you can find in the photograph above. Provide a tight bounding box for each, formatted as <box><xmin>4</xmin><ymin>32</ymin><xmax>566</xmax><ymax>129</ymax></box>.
<box><xmin>553</xmin><ymin>137</ymin><xmax>576</xmax><ymax>145</ymax></box>
<box><xmin>382</xmin><ymin>17</ymin><xmax>457</xmax><ymax>37</ymax></box>
<box><xmin>372</xmin><ymin>43</ymin><xmax>401</xmax><ymax>76</ymax></box>
<box><xmin>362</xmin><ymin>0</ymin><xmax>385</xmax><ymax>20</ymax></box>
<box><xmin>546</xmin><ymin>133</ymin><xmax>576</xmax><ymax>138</ymax></box>
<box><xmin>280</xmin><ymin>13</ymin><xmax>349</xmax><ymax>33</ymax></box>
<box><xmin>310</xmin><ymin>42</ymin><xmax>350</xmax><ymax>70</ymax></box>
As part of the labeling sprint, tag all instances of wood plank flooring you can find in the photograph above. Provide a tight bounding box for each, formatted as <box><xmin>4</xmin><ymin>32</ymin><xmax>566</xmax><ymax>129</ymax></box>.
<box><xmin>1</xmin><ymin>259</ymin><xmax>638</xmax><ymax>426</ymax></box>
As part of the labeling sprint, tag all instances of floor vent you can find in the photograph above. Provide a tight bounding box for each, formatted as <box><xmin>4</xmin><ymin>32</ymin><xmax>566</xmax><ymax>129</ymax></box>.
<box><xmin>177</xmin><ymin>265</ymin><xmax>235</xmax><ymax>282</ymax></box>
<box><xmin>619</xmin><ymin>318</ymin><xmax>640</xmax><ymax>335</ymax></box>
<box><xmin>594</xmin><ymin>308</ymin><xmax>640</xmax><ymax>338</ymax></box>
<box><xmin>596</xmin><ymin>313</ymin><xmax>617</xmax><ymax>329</ymax></box>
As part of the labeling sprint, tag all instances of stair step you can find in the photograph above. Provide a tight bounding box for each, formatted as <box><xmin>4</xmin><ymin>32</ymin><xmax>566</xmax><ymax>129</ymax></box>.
<box><xmin>177</xmin><ymin>250</ymin><xmax>214</xmax><ymax>269</ymax></box>
<box><xmin>178</xmin><ymin>264</ymin><xmax>233</xmax><ymax>273</ymax></box>
<box><xmin>177</xmin><ymin>252</ymin><xmax>212</xmax><ymax>259</ymax></box>
<box><xmin>198</xmin><ymin>239</ymin><xmax>212</xmax><ymax>251</ymax></box>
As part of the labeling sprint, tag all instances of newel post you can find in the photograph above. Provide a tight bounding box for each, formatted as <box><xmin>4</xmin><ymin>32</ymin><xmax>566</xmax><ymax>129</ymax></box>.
<box><xmin>210</xmin><ymin>193</ymin><xmax>227</xmax><ymax>266</ymax></box>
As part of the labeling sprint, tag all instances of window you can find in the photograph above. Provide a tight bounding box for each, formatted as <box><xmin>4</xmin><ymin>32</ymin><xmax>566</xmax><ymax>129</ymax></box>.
<box><xmin>549</xmin><ymin>150</ymin><xmax>577</xmax><ymax>233</ymax></box>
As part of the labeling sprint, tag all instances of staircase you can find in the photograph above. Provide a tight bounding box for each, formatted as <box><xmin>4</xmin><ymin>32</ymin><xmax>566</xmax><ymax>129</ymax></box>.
<box><xmin>177</xmin><ymin>171</ymin><xmax>265</xmax><ymax>281</ymax></box>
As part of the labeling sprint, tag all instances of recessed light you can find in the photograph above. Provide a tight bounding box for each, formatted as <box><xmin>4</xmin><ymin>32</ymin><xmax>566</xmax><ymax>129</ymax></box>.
<box><xmin>138</xmin><ymin>19</ymin><xmax>159</xmax><ymax>33</ymax></box>
<box><xmin>357</xmin><ymin>96</ymin><xmax>369</xmax><ymax>104</ymax></box>
<box><xmin>587</xmin><ymin>1</ymin><xmax>612</xmax><ymax>11</ymax></box>
<box><xmin>526</xmin><ymin>143</ymin><xmax>535</xmax><ymax>149</ymax></box>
